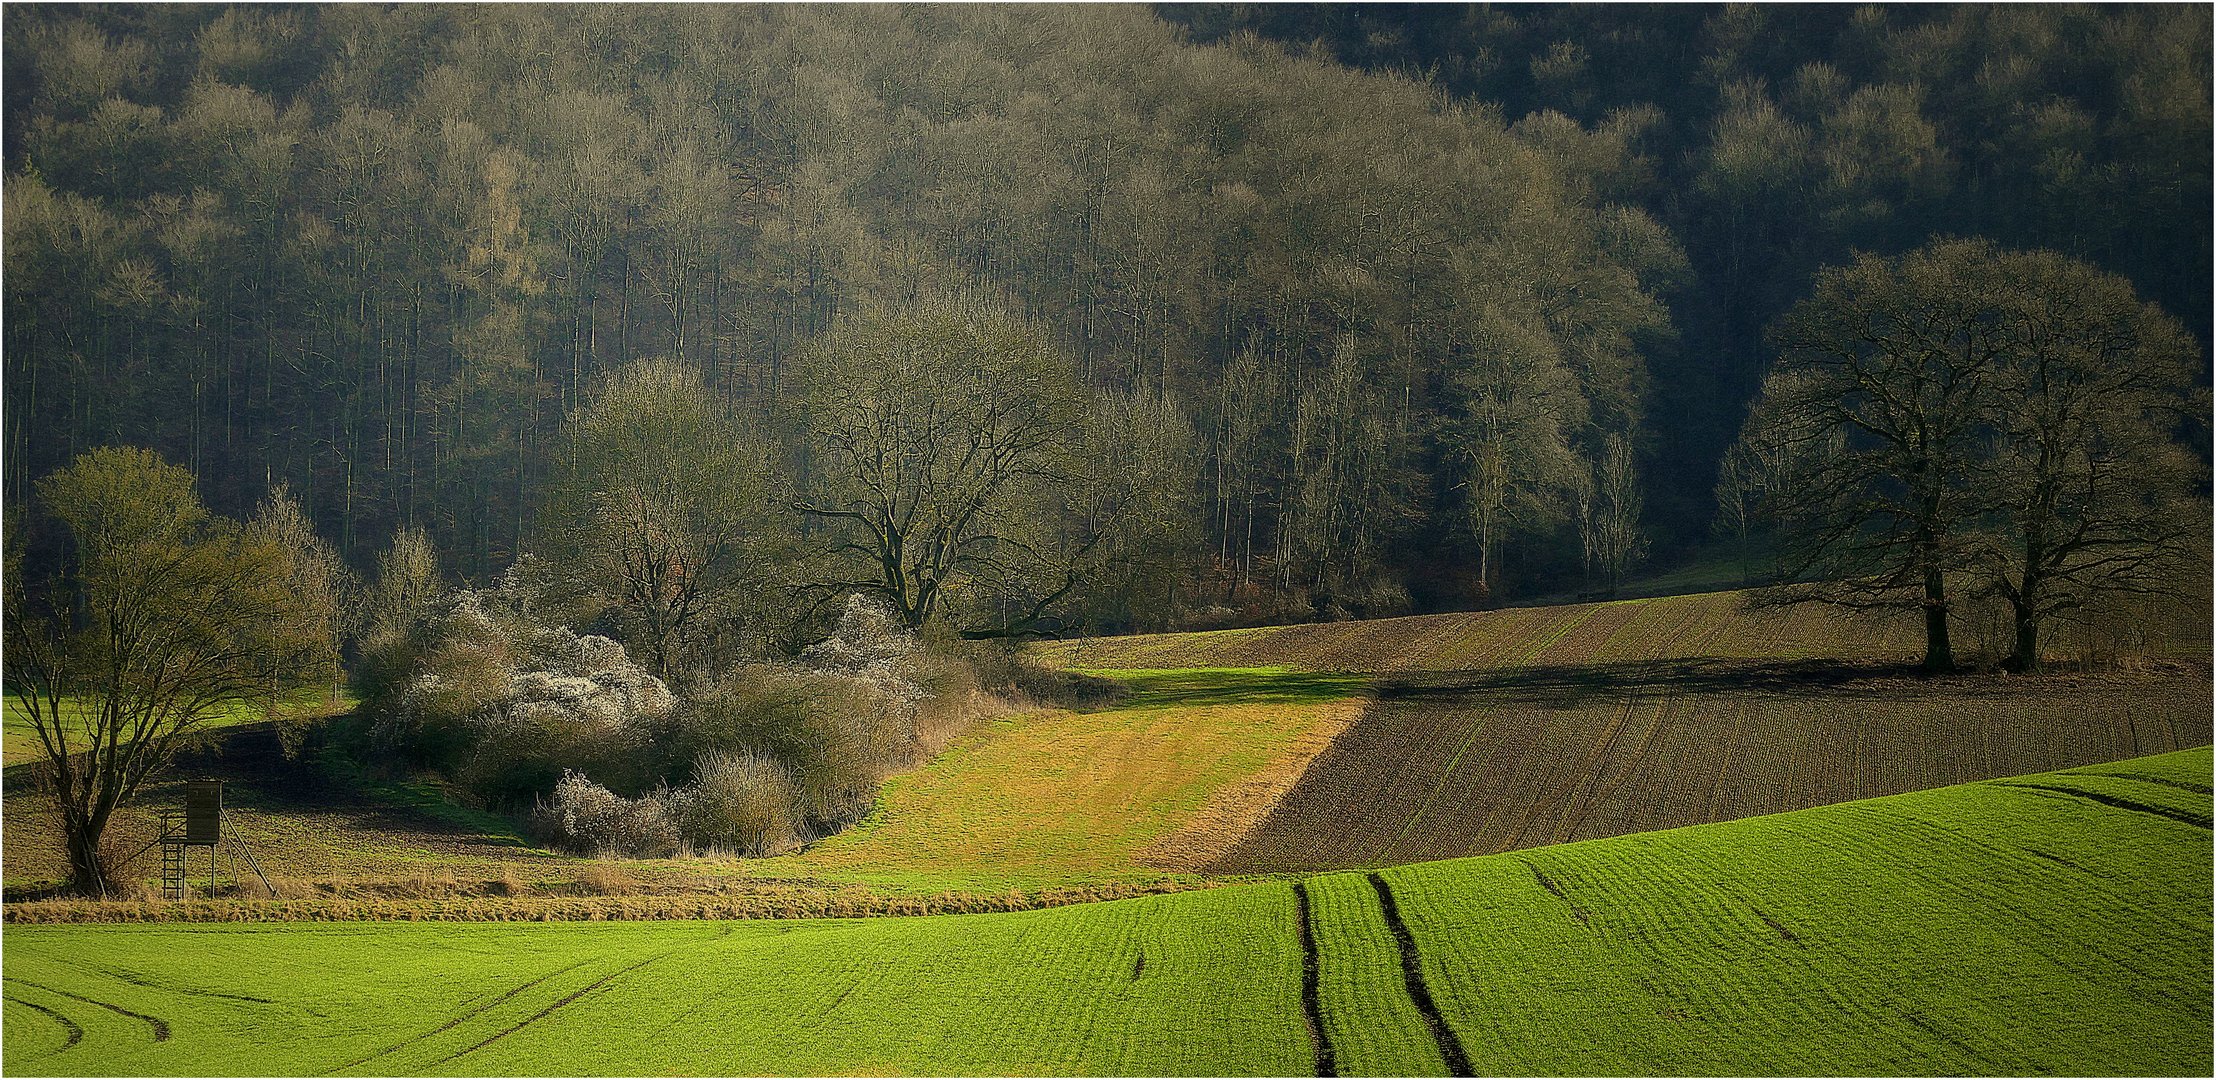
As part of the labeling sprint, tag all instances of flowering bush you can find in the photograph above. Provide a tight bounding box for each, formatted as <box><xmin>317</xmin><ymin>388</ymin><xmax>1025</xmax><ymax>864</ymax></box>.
<box><xmin>527</xmin><ymin>770</ymin><xmax>682</xmax><ymax>857</ymax></box>
<box><xmin>367</xmin><ymin>586</ymin><xmax>978</xmax><ymax>859</ymax></box>
<box><xmin>370</xmin><ymin>585</ymin><xmax>674</xmax><ymax>806</ymax></box>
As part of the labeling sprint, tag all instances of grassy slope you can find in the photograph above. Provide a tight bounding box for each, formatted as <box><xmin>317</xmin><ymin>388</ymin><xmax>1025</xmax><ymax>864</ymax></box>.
<box><xmin>2</xmin><ymin>670</ymin><xmax>1367</xmax><ymax>898</ymax></box>
<box><xmin>10</xmin><ymin>591</ymin><xmax>2205</xmax><ymax>896</ymax></box>
<box><xmin>7</xmin><ymin>748</ymin><xmax>2208</xmax><ymax>1077</ymax></box>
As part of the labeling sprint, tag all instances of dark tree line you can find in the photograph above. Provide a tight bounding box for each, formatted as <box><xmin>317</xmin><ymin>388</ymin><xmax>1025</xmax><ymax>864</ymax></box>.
<box><xmin>5</xmin><ymin>4</ymin><xmax>2209</xmax><ymax>633</ymax></box>
<box><xmin>1169</xmin><ymin>2</ymin><xmax>2214</xmax><ymax>540</ymax></box>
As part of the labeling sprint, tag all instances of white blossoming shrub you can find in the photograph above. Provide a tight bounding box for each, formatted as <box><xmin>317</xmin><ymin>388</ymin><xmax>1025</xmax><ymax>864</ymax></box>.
<box><xmin>368</xmin><ymin>585</ymin><xmax>982</xmax><ymax>859</ymax></box>
<box><xmin>805</xmin><ymin>594</ymin><xmax>918</xmax><ymax>673</ymax></box>
<box><xmin>370</xmin><ymin>584</ymin><xmax>675</xmax><ymax>807</ymax></box>
<box><xmin>527</xmin><ymin>770</ymin><xmax>681</xmax><ymax>858</ymax></box>
<box><xmin>803</xmin><ymin>593</ymin><xmax>925</xmax><ymax>739</ymax></box>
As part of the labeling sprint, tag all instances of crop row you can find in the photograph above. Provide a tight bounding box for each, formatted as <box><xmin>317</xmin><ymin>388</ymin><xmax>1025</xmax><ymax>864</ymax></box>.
<box><xmin>1381</xmin><ymin>753</ymin><xmax>2214</xmax><ymax>1075</ymax></box>
<box><xmin>1038</xmin><ymin>591</ymin><xmax>1933</xmax><ymax>674</ymax></box>
<box><xmin>3</xmin><ymin>885</ymin><xmax>1314</xmax><ymax>1077</ymax></box>
<box><xmin>1047</xmin><ymin>586</ymin><xmax>2215</xmax><ymax>675</ymax></box>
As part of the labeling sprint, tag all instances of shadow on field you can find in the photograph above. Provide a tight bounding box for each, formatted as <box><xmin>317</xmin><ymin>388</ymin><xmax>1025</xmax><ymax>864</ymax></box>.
<box><xmin>6</xmin><ymin>719</ymin><xmax>535</xmax><ymax>847</ymax></box>
<box><xmin>1378</xmin><ymin>658</ymin><xmax>1979</xmax><ymax>707</ymax></box>
<box><xmin>1088</xmin><ymin>667</ymin><xmax>1372</xmax><ymax>709</ymax></box>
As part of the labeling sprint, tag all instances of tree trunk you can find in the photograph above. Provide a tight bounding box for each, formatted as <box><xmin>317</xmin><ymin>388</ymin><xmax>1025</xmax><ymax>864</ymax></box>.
<box><xmin>2007</xmin><ymin>605</ymin><xmax>2041</xmax><ymax>674</ymax></box>
<box><xmin>63</xmin><ymin>810</ymin><xmax>116</xmax><ymax>898</ymax></box>
<box><xmin>2005</xmin><ymin>570</ymin><xmax>2043</xmax><ymax>673</ymax></box>
<box><xmin>1921</xmin><ymin>563</ymin><xmax>1955</xmax><ymax>674</ymax></box>
<box><xmin>2007</xmin><ymin>537</ymin><xmax>2049</xmax><ymax>673</ymax></box>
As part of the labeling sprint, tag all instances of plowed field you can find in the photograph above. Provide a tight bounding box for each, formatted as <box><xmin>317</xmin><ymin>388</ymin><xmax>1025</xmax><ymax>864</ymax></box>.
<box><xmin>1038</xmin><ymin>590</ymin><xmax>2212</xmax><ymax>873</ymax></box>
<box><xmin>1198</xmin><ymin>662</ymin><xmax>2211</xmax><ymax>872</ymax></box>
<box><xmin>1034</xmin><ymin>589</ymin><xmax>2210</xmax><ymax>673</ymax></box>
<box><xmin>7</xmin><ymin>749</ymin><xmax>2207</xmax><ymax>1076</ymax></box>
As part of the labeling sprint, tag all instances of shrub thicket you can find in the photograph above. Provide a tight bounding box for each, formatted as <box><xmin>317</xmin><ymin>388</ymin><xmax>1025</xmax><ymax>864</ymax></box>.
<box><xmin>372</xmin><ymin>590</ymin><xmax>968</xmax><ymax>857</ymax></box>
<box><xmin>670</xmin><ymin>750</ymin><xmax>804</xmax><ymax>856</ymax></box>
<box><xmin>364</xmin><ymin>569</ymin><xmax>675</xmax><ymax>808</ymax></box>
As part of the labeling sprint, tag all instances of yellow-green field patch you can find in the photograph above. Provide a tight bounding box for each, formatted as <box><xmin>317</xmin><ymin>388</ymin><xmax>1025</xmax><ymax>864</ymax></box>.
<box><xmin>4</xmin><ymin>691</ymin><xmax>353</xmax><ymax>768</ymax></box>
<box><xmin>755</xmin><ymin>680</ymin><xmax>1369</xmax><ymax>890</ymax></box>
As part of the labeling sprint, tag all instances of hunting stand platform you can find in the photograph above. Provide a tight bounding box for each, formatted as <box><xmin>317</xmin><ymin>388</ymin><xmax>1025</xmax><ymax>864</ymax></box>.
<box><xmin>154</xmin><ymin>779</ymin><xmax>276</xmax><ymax>900</ymax></box>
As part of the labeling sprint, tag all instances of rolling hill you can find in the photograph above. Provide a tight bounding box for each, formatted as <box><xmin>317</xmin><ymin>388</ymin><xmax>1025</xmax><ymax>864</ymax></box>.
<box><xmin>8</xmin><ymin>590</ymin><xmax>2205</xmax><ymax>905</ymax></box>
<box><xmin>6</xmin><ymin>748</ymin><xmax>2208</xmax><ymax>1076</ymax></box>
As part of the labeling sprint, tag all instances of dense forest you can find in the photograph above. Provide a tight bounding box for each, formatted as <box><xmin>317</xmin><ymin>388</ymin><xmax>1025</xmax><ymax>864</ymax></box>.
<box><xmin>6</xmin><ymin>3</ymin><xmax>2210</xmax><ymax>635</ymax></box>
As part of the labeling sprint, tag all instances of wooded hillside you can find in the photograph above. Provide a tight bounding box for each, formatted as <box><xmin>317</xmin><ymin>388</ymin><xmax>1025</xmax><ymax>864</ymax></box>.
<box><xmin>6</xmin><ymin>4</ymin><xmax>2208</xmax><ymax>629</ymax></box>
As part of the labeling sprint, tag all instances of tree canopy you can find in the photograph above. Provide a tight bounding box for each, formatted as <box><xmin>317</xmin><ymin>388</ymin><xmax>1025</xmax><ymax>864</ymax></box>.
<box><xmin>1736</xmin><ymin>239</ymin><xmax>2206</xmax><ymax>672</ymax></box>
<box><xmin>5</xmin><ymin>447</ymin><xmax>339</xmax><ymax>894</ymax></box>
<box><xmin>2</xmin><ymin>4</ymin><xmax>2206</xmax><ymax>634</ymax></box>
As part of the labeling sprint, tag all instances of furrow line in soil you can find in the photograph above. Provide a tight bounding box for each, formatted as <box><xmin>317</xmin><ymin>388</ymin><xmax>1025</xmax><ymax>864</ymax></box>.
<box><xmin>3</xmin><ymin>976</ymin><xmax>171</xmax><ymax>1041</ymax></box>
<box><xmin>322</xmin><ymin>960</ymin><xmax>592</xmax><ymax>1075</ymax></box>
<box><xmin>6</xmin><ymin>993</ymin><xmax>86</xmax><ymax>1054</ymax></box>
<box><xmin>1374</xmin><ymin>706</ymin><xmax>1495</xmax><ymax>864</ymax></box>
<box><xmin>430</xmin><ymin>952</ymin><xmax>672</xmax><ymax>1067</ymax></box>
<box><xmin>1992</xmin><ymin>782</ymin><xmax>2212</xmax><ymax>830</ymax></box>
<box><xmin>2061</xmin><ymin>770</ymin><xmax>2214</xmax><ymax>796</ymax></box>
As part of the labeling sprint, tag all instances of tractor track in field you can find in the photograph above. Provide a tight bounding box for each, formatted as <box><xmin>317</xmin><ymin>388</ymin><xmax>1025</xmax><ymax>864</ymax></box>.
<box><xmin>1290</xmin><ymin>882</ymin><xmax>1337</xmax><ymax>1078</ymax></box>
<box><xmin>84</xmin><ymin>962</ymin><xmax>277</xmax><ymax>1005</ymax></box>
<box><xmin>1994</xmin><ymin>782</ymin><xmax>2213</xmax><ymax>830</ymax></box>
<box><xmin>1503</xmin><ymin>696</ymin><xmax>1638</xmax><ymax>852</ymax></box>
<box><xmin>1521</xmin><ymin>861</ymin><xmax>1592</xmax><ymax>926</ymax></box>
<box><xmin>6</xmin><ymin>993</ymin><xmax>85</xmax><ymax>1053</ymax></box>
<box><xmin>322</xmin><ymin>960</ymin><xmax>591</xmax><ymax>1075</ymax></box>
<box><xmin>1897</xmin><ymin>1009</ymin><xmax>2004</xmax><ymax>1073</ymax></box>
<box><xmin>429</xmin><ymin>952</ymin><xmax>673</xmax><ymax>1067</ymax></box>
<box><xmin>1366</xmin><ymin>873</ymin><xmax>1473</xmax><ymax>1077</ymax></box>
<box><xmin>1559</xmin><ymin>697</ymin><xmax>1672</xmax><ymax>844</ymax></box>
<box><xmin>4</xmin><ymin>976</ymin><xmax>171</xmax><ymax>1041</ymax></box>
<box><xmin>2064</xmin><ymin>771</ymin><xmax>2214</xmax><ymax>796</ymax></box>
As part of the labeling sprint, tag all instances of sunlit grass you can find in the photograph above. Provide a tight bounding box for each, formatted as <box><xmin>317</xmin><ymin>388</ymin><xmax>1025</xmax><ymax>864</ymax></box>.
<box><xmin>7</xmin><ymin>749</ymin><xmax>2205</xmax><ymax>1076</ymax></box>
<box><xmin>747</xmin><ymin>684</ymin><xmax>1367</xmax><ymax>891</ymax></box>
<box><xmin>1072</xmin><ymin>666</ymin><xmax>1370</xmax><ymax>708</ymax></box>
<box><xmin>2</xmin><ymin>690</ymin><xmax>355</xmax><ymax>767</ymax></box>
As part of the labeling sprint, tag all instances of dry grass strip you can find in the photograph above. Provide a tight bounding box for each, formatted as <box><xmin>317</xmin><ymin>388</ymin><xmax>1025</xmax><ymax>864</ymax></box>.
<box><xmin>1135</xmin><ymin>696</ymin><xmax>1367</xmax><ymax>872</ymax></box>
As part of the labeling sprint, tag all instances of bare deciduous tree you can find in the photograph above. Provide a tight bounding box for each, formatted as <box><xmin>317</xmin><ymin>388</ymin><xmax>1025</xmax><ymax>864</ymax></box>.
<box><xmin>1740</xmin><ymin>238</ymin><xmax>2206</xmax><ymax>672</ymax></box>
<box><xmin>1967</xmin><ymin>250</ymin><xmax>2207</xmax><ymax>672</ymax></box>
<box><xmin>541</xmin><ymin>359</ymin><xmax>781</xmax><ymax>676</ymax></box>
<box><xmin>790</xmin><ymin>297</ymin><xmax>1086</xmax><ymax>632</ymax></box>
<box><xmin>4</xmin><ymin>448</ymin><xmax>337</xmax><ymax>894</ymax></box>
<box><xmin>1744</xmin><ymin>241</ymin><xmax>2000</xmax><ymax>671</ymax></box>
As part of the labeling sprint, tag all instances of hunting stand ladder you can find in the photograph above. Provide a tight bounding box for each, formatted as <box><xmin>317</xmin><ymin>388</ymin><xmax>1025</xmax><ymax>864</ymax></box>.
<box><xmin>150</xmin><ymin>780</ymin><xmax>276</xmax><ymax>900</ymax></box>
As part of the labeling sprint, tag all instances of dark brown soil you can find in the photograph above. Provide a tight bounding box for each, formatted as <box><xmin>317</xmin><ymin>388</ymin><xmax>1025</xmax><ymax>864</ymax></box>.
<box><xmin>1205</xmin><ymin>661</ymin><xmax>2214</xmax><ymax>873</ymax></box>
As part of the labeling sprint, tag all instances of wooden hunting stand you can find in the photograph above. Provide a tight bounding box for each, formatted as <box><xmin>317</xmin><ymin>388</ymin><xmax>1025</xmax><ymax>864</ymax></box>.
<box><xmin>155</xmin><ymin>780</ymin><xmax>276</xmax><ymax>900</ymax></box>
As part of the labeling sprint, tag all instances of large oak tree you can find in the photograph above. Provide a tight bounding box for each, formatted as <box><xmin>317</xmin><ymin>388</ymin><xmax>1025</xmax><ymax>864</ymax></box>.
<box><xmin>1739</xmin><ymin>238</ymin><xmax>2205</xmax><ymax>672</ymax></box>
